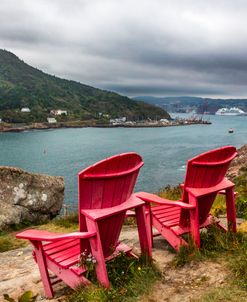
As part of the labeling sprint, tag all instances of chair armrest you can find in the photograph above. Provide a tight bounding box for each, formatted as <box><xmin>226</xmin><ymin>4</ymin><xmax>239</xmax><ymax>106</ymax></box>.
<box><xmin>185</xmin><ymin>178</ymin><xmax>234</xmax><ymax>198</ymax></box>
<box><xmin>81</xmin><ymin>195</ymin><xmax>145</xmax><ymax>221</ymax></box>
<box><xmin>16</xmin><ymin>229</ymin><xmax>96</xmax><ymax>242</ymax></box>
<box><xmin>134</xmin><ymin>192</ymin><xmax>195</xmax><ymax>209</ymax></box>
<box><xmin>218</xmin><ymin>190</ymin><xmax>237</xmax><ymax>196</ymax></box>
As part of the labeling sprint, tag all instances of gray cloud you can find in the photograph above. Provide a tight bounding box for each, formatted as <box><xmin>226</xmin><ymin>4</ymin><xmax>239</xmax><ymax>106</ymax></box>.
<box><xmin>1</xmin><ymin>0</ymin><xmax>247</xmax><ymax>98</ymax></box>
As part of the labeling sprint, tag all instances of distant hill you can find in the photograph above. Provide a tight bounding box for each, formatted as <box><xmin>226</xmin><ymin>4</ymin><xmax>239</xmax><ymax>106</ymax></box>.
<box><xmin>0</xmin><ymin>49</ymin><xmax>170</xmax><ymax>122</ymax></box>
<box><xmin>134</xmin><ymin>96</ymin><xmax>203</xmax><ymax>106</ymax></box>
<box><xmin>134</xmin><ymin>96</ymin><xmax>247</xmax><ymax>114</ymax></box>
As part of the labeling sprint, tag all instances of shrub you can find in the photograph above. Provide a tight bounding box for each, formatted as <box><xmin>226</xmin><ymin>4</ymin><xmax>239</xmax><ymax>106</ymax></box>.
<box><xmin>66</xmin><ymin>253</ymin><xmax>161</xmax><ymax>302</ymax></box>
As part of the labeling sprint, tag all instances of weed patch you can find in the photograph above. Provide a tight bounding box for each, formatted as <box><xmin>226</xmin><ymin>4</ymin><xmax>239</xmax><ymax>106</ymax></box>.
<box><xmin>0</xmin><ymin>232</ymin><xmax>27</xmax><ymax>252</ymax></box>
<box><xmin>158</xmin><ymin>185</ymin><xmax>182</xmax><ymax>200</ymax></box>
<box><xmin>193</xmin><ymin>285</ymin><xmax>247</xmax><ymax>302</ymax></box>
<box><xmin>52</xmin><ymin>214</ymin><xmax>78</xmax><ymax>228</ymax></box>
<box><xmin>66</xmin><ymin>253</ymin><xmax>161</xmax><ymax>302</ymax></box>
<box><xmin>172</xmin><ymin>225</ymin><xmax>247</xmax><ymax>292</ymax></box>
<box><xmin>0</xmin><ymin>214</ymin><xmax>79</xmax><ymax>253</ymax></box>
<box><xmin>173</xmin><ymin>225</ymin><xmax>246</xmax><ymax>266</ymax></box>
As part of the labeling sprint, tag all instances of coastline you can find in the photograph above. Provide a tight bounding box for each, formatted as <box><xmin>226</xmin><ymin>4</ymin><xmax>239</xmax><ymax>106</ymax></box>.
<box><xmin>0</xmin><ymin>119</ymin><xmax>211</xmax><ymax>133</ymax></box>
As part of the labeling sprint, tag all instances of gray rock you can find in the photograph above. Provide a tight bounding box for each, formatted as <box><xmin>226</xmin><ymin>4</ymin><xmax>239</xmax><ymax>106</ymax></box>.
<box><xmin>0</xmin><ymin>167</ymin><xmax>64</xmax><ymax>230</ymax></box>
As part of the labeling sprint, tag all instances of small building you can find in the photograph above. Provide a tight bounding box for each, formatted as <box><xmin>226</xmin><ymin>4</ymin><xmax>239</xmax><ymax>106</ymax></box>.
<box><xmin>160</xmin><ymin>119</ymin><xmax>169</xmax><ymax>123</ymax></box>
<box><xmin>109</xmin><ymin>117</ymin><xmax>127</xmax><ymax>125</ymax></box>
<box><xmin>47</xmin><ymin>118</ymin><xmax>57</xmax><ymax>124</ymax></box>
<box><xmin>50</xmin><ymin>109</ymin><xmax>67</xmax><ymax>116</ymax></box>
<box><xmin>21</xmin><ymin>107</ymin><xmax>31</xmax><ymax>113</ymax></box>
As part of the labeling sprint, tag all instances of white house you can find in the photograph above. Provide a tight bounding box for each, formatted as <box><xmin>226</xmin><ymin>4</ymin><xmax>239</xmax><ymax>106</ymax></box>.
<box><xmin>109</xmin><ymin>117</ymin><xmax>127</xmax><ymax>125</ymax></box>
<box><xmin>21</xmin><ymin>107</ymin><xmax>31</xmax><ymax>113</ymax></box>
<box><xmin>50</xmin><ymin>109</ymin><xmax>67</xmax><ymax>116</ymax></box>
<box><xmin>160</xmin><ymin>119</ymin><xmax>169</xmax><ymax>123</ymax></box>
<box><xmin>47</xmin><ymin>118</ymin><xmax>57</xmax><ymax>124</ymax></box>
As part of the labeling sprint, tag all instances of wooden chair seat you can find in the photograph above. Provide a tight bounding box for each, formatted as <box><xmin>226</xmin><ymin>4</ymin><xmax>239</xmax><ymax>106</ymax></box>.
<box><xmin>151</xmin><ymin>205</ymin><xmax>181</xmax><ymax>227</ymax></box>
<box><xmin>43</xmin><ymin>239</ymin><xmax>80</xmax><ymax>269</ymax></box>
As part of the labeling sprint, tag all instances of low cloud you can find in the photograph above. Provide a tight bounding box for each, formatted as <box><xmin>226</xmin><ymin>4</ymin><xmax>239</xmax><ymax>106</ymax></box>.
<box><xmin>1</xmin><ymin>0</ymin><xmax>247</xmax><ymax>98</ymax></box>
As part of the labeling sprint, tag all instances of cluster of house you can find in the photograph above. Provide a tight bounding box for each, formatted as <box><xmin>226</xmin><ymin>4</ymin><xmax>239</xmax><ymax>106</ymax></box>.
<box><xmin>109</xmin><ymin>117</ymin><xmax>127</xmax><ymax>125</ymax></box>
<box><xmin>109</xmin><ymin>117</ymin><xmax>170</xmax><ymax>126</ymax></box>
<box><xmin>20</xmin><ymin>108</ymin><xmax>68</xmax><ymax>124</ymax></box>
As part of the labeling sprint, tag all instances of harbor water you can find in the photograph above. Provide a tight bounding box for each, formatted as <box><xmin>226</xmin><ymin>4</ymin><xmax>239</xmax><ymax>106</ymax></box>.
<box><xmin>0</xmin><ymin>114</ymin><xmax>246</xmax><ymax>204</ymax></box>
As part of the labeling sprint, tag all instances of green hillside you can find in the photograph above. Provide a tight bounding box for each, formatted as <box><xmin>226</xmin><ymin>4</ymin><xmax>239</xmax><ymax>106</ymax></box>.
<box><xmin>0</xmin><ymin>49</ymin><xmax>170</xmax><ymax>122</ymax></box>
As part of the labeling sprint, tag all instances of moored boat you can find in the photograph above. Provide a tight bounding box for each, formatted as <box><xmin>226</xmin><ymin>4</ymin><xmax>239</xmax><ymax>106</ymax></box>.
<box><xmin>215</xmin><ymin>107</ymin><xmax>246</xmax><ymax>116</ymax></box>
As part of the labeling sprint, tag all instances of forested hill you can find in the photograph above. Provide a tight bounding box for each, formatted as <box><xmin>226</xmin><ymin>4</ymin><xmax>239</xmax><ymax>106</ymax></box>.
<box><xmin>0</xmin><ymin>49</ymin><xmax>170</xmax><ymax>120</ymax></box>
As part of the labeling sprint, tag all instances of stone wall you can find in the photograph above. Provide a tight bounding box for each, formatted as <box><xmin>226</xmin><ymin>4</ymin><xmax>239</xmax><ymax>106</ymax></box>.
<box><xmin>0</xmin><ymin>167</ymin><xmax>64</xmax><ymax>230</ymax></box>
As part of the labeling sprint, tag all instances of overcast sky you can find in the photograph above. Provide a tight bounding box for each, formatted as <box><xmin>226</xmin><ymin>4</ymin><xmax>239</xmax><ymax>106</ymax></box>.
<box><xmin>1</xmin><ymin>0</ymin><xmax>247</xmax><ymax>98</ymax></box>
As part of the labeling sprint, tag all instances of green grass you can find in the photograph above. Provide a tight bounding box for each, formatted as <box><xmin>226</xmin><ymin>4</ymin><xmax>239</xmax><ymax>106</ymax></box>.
<box><xmin>65</xmin><ymin>253</ymin><xmax>161</xmax><ymax>302</ymax></box>
<box><xmin>172</xmin><ymin>225</ymin><xmax>247</xmax><ymax>291</ymax></box>
<box><xmin>0</xmin><ymin>215</ymin><xmax>79</xmax><ymax>253</ymax></box>
<box><xmin>0</xmin><ymin>231</ymin><xmax>27</xmax><ymax>252</ymax></box>
<box><xmin>157</xmin><ymin>171</ymin><xmax>247</xmax><ymax>220</ymax></box>
<box><xmin>211</xmin><ymin>171</ymin><xmax>247</xmax><ymax>219</ymax></box>
<box><xmin>158</xmin><ymin>185</ymin><xmax>182</xmax><ymax>200</ymax></box>
<box><xmin>51</xmin><ymin>213</ymin><xmax>78</xmax><ymax>228</ymax></box>
<box><xmin>193</xmin><ymin>285</ymin><xmax>247</xmax><ymax>302</ymax></box>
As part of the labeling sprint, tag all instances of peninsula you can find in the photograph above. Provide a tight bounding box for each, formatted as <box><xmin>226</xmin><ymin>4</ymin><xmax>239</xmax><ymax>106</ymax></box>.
<box><xmin>0</xmin><ymin>116</ymin><xmax>211</xmax><ymax>132</ymax></box>
<box><xmin>0</xmin><ymin>49</ymin><xmax>169</xmax><ymax>126</ymax></box>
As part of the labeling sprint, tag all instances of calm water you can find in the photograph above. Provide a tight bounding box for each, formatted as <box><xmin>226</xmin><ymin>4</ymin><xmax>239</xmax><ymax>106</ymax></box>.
<box><xmin>0</xmin><ymin>114</ymin><xmax>246</xmax><ymax>204</ymax></box>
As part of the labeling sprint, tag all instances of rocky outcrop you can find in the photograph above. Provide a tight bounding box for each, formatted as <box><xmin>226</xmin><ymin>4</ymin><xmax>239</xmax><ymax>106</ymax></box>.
<box><xmin>227</xmin><ymin>144</ymin><xmax>247</xmax><ymax>180</ymax></box>
<box><xmin>0</xmin><ymin>167</ymin><xmax>64</xmax><ymax>230</ymax></box>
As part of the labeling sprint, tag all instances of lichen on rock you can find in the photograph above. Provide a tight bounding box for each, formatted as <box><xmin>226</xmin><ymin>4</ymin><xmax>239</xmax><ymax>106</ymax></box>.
<box><xmin>0</xmin><ymin>166</ymin><xmax>64</xmax><ymax>230</ymax></box>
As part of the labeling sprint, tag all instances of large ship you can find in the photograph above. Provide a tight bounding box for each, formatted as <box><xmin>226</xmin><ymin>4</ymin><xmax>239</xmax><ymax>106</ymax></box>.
<box><xmin>215</xmin><ymin>107</ymin><xmax>246</xmax><ymax>116</ymax></box>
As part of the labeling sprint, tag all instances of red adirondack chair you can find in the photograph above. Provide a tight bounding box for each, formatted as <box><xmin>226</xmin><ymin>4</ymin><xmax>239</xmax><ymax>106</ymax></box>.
<box><xmin>16</xmin><ymin>153</ymin><xmax>151</xmax><ymax>298</ymax></box>
<box><xmin>135</xmin><ymin>146</ymin><xmax>237</xmax><ymax>251</ymax></box>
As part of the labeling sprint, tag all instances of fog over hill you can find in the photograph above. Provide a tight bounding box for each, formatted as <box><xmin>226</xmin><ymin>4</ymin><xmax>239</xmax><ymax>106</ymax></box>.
<box><xmin>134</xmin><ymin>96</ymin><xmax>247</xmax><ymax>114</ymax></box>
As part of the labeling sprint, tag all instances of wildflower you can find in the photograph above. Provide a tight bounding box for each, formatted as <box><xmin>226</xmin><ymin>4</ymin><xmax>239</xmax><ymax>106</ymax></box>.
<box><xmin>138</xmin><ymin>267</ymin><xmax>141</xmax><ymax>271</ymax></box>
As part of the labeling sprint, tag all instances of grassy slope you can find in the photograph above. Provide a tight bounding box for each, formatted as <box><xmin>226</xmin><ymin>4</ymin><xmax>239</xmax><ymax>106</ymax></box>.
<box><xmin>0</xmin><ymin>49</ymin><xmax>170</xmax><ymax>121</ymax></box>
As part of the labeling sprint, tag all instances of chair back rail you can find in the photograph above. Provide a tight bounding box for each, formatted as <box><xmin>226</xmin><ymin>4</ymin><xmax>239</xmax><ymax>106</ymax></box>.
<box><xmin>180</xmin><ymin>146</ymin><xmax>237</xmax><ymax>227</ymax></box>
<box><xmin>78</xmin><ymin>152</ymin><xmax>143</xmax><ymax>257</ymax></box>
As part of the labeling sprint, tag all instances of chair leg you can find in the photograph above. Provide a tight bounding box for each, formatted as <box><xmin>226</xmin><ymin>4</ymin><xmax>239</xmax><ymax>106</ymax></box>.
<box><xmin>86</xmin><ymin>218</ymin><xmax>110</xmax><ymax>288</ymax></box>
<box><xmin>225</xmin><ymin>187</ymin><xmax>237</xmax><ymax>232</ymax></box>
<box><xmin>32</xmin><ymin>241</ymin><xmax>54</xmax><ymax>298</ymax></box>
<box><xmin>189</xmin><ymin>194</ymin><xmax>200</xmax><ymax>248</ymax></box>
<box><xmin>146</xmin><ymin>203</ymin><xmax>154</xmax><ymax>248</ymax></box>
<box><xmin>136</xmin><ymin>205</ymin><xmax>152</xmax><ymax>258</ymax></box>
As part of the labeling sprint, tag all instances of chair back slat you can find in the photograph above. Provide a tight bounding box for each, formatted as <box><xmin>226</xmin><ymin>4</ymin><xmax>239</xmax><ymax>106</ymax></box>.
<box><xmin>180</xmin><ymin>146</ymin><xmax>237</xmax><ymax>227</ymax></box>
<box><xmin>78</xmin><ymin>152</ymin><xmax>143</xmax><ymax>257</ymax></box>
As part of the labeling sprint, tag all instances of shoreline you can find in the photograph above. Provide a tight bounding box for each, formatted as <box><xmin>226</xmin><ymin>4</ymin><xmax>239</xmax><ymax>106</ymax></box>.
<box><xmin>0</xmin><ymin>120</ymin><xmax>211</xmax><ymax>133</ymax></box>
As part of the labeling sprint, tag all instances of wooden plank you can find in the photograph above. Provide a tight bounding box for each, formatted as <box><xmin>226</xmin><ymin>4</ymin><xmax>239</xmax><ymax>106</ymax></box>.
<box><xmin>154</xmin><ymin>212</ymin><xmax>181</xmax><ymax>221</ymax></box>
<box><xmin>49</xmin><ymin>246</ymin><xmax>80</xmax><ymax>262</ymax></box>
<box><xmin>43</xmin><ymin>239</ymin><xmax>76</xmax><ymax>251</ymax></box>
<box><xmin>152</xmin><ymin>208</ymin><xmax>180</xmax><ymax>217</ymax></box>
<box><xmin>45</xmin><ymin>239</ymin><xmax>79</xmax><ymax>255</ymax></box>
